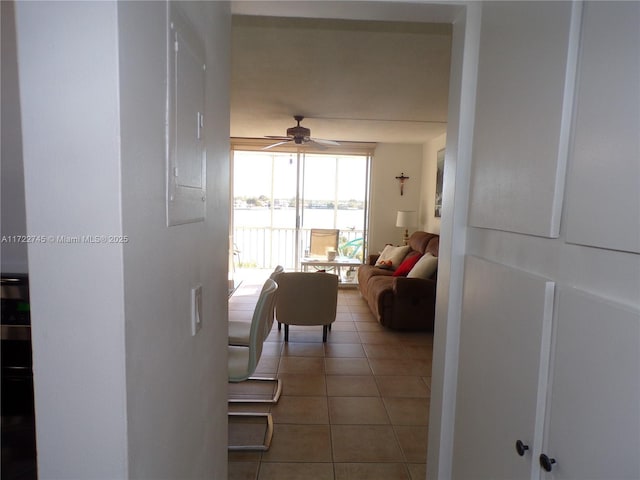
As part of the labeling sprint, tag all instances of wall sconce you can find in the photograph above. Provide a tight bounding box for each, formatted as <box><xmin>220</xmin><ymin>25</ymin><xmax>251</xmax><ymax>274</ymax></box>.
<box><xmin>395</xmin><ymin>172</ymin><xmax>410</xmax><ymax>196</ymax></box>
<box><xmin>396</xmin><ymin>210</ymin><xmax>417</xmax><ymax>245</ymax></box>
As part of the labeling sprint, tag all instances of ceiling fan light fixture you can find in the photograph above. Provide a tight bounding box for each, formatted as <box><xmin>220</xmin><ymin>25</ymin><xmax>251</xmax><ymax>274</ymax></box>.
<box><xmin>263</xmin><ymin>115</ymin><xmax>339</xmax><ymax>150</ymax></box>
<box><xmin>287</xmin><ymin>127</ymin><xmax>310</xmax><ymax>140</ymax></box>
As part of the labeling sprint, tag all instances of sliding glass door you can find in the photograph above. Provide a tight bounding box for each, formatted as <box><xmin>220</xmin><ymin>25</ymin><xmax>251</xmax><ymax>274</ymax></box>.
<box><xmin>232</xmin><ymin>151</ymin><xmax>298</xmax><ymax>269</ymax></box>
<box><xmin>300</xmin><ymin>153</ymin><xmax>368</xmax><ymax>260</ymax></box>
<box><xmin>231</xmin><ymin>148</ymin><xmax>370</xmax><ymax>271</ymax></box>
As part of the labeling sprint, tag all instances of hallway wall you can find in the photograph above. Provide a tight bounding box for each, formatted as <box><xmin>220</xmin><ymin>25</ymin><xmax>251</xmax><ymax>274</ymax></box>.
<box><xmin>14</xmin><ymin>2</ymin><xmax>231</xmax><ymax>477</ymax></box>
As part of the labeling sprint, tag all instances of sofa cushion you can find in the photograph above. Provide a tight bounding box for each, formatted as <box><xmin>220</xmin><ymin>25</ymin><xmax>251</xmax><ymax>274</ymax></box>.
<box><xmin>407</xmin><ymin>231</ymin><xmax>438</xmax><ymax>255</ymax></box>
<box><xmin>375</xmin><ymin>244</ymin><xmax>411</xmax><ymax>270</ymax></box>
<box><xmin>357</xmin><ymin>264</ymin><xmax>393</xmax><ymax>298</ymax></box>
<box><xmin>407</xmin><ymin>253</ymin><xmax>438</xmax><ymax>279</ymax></box>
<box><xmin>392</xmin><ymin>252</ymin><xmax>423</xmax><ymax>277</ymax></box>
<box><xmin>424</xmin><ymin>236</ymin><xmax>440</xmax><ymax>257</ymax></box>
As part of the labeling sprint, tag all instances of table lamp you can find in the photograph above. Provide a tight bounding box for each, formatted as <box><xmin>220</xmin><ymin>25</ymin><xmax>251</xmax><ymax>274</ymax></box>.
<box><xmin>396</xmin><ymin>210</ymin><xmax>417</xmax><ymax>245</ymax></box>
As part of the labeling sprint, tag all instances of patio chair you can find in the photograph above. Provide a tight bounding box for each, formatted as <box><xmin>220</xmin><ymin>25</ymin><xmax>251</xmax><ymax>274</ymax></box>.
<box><xmin>309</xmin><ymin>228</ymin><xmax>339</xmax><ymax>258</ymax></box>
<box><xmin>338</xmin><ymin>237</ymin><xmax>363</xmax><ymax>260</ymax></box>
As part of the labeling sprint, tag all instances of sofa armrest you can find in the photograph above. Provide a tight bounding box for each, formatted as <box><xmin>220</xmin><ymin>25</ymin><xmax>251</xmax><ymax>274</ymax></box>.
<box><xmin>392</xmin><ymin>277</ymin><xmax>436</xmax><ymax>298</ymax></box>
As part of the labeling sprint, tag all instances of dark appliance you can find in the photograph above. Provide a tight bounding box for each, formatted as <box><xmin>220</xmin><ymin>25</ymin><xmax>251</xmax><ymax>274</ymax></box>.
<box><xmin>2</xmin><ymin>273</ymin><xmax>37</xmax><ymax>479</ymax></box>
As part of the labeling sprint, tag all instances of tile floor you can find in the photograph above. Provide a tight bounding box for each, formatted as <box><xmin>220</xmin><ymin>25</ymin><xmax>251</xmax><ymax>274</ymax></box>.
<box><xmin>228</xmin><ymin>272</ymin><xmax>433</xmax><ymax>480</ymax></box>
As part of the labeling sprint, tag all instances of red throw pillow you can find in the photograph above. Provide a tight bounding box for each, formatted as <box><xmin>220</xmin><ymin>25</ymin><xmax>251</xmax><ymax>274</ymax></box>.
<box><xmin>393</xmin><ymin>252</ymin><xmax>423</xmax><ymax>277</ymax></box>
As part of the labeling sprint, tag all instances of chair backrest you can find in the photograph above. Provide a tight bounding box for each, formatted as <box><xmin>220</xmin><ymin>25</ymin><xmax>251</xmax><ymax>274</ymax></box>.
<box><xmin>309</xmin><ymin>229</ymin><xmax>339</xmax><ymax>258</ymax></box>
<box><xmin>266</xmin><ymin>265</ymin><xmax>284</xmax><ymax>330</ymax></box>
<box><xmin>246</xmin><ymin>279</ymin><xmax>278</xmax><ymax>375</ymax></box>
<box><xmin>274</xmin><ymin>272</ymin><xmax>338</xmax><ymax>326</ymax></box>
<box><xmin>270</xmin><ymin>265</ymin><xmax>284</xmax><ymax>280</ymax></box>
<box><xmin>338</xmin><ymin>237</ymin><xmax>363</xmax><ymax>260</ymax></box>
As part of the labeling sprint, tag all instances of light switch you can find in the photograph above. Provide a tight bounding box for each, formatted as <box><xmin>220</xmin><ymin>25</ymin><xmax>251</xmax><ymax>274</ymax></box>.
<box><xmin>191</xmin><ymin>284</ymin><xmax>203</xmax><ymax>336</ymax></box>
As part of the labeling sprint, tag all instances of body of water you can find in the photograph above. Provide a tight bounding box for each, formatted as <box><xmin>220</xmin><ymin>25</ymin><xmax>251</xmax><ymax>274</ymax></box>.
<box><xmin>234</xmin><ymin>207</ymin><xmax>366</xmax><ymax>231</ymax></box>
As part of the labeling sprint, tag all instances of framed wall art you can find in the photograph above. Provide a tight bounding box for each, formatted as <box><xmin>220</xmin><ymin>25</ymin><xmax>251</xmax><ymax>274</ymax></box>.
<box><xmin>435</xmin><ymin>148</ymin><xmax>445</xmax><ymax>217</ymax></box>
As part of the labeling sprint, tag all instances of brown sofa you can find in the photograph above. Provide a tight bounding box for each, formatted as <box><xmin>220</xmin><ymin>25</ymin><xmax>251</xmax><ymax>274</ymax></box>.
<box><xmin>357</xmin><ymin>231</ymin><xmax>439</xmax><ymax>330</ymax></box>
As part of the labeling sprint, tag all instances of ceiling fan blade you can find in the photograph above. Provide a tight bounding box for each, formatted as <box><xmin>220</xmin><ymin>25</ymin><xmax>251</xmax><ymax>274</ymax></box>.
<box><xmin>265</xmin><ymin>135</ymin><xmax>291</xmax><ymax>140</ymax></box>
<box><xmin>306</xmin><ymin>140</ymin><xmax>329</xmax><ymax>150</ymax></box>
<box><xmin>310</xmin><ymin>137</ymin><xmax>340</xmax><ymax>146</ymax></box>
<box><xmin>263</xmin><ymin>139</ymin><xmax>293</xmax><ymax>150</ymax></box>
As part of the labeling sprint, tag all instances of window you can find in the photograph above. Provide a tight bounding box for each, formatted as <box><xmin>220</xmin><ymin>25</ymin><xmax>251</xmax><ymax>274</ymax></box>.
<box><xmin>231</xmin><ymin>144</ymin><xmax>372</xmax><ymax>270</ymax></box>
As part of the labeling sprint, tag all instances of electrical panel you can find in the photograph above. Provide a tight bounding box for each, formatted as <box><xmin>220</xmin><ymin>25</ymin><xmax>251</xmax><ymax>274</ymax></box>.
<box><xmin>166</xmin><ymin>4</ymin><xmax>206</xmax><ymax>226</ymax></box>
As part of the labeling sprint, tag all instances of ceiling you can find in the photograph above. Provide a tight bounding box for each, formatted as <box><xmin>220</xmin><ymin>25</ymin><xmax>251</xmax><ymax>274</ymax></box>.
<box><xmin>230</xmin><ymin>13</ymin><xmax>453</xmax><ymax>145</ymax></box>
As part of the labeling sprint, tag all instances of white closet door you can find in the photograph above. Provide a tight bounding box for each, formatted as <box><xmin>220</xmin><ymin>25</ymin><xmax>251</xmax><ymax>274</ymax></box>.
<box><xmin>453</xmin><ymin>256</ymin><xmax>554</xmax><ymax>480</ymax></box>
<box><xmin>467</xmin><ymin>1</ymin><xmax>575</xmax><ymax>238</ymax></box>
<box><xmin>542</xmin><ymin>288</ymin><xmax>640</xmax><ymax>479</ymax></box>
<box><xmin>564</xmin><ymin>1</ymin><xmax>640</xmax><ymax>253</ymax></box>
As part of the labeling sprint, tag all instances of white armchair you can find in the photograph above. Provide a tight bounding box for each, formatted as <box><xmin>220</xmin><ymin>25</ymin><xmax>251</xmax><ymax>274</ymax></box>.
<box><xmin>273</xmin><ymin>271</ymin><xmax>339</xmax><ymax>342</ymax></box>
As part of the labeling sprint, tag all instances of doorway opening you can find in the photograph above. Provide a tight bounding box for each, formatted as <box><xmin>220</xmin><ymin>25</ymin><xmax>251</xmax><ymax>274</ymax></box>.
<box><xmin>228</xmin><ymin>3</ymin><xmax>470</xmax><ymax>478</ymax></box>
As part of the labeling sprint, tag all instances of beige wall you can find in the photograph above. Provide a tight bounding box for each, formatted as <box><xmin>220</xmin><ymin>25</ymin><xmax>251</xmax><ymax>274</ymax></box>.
<box><xmin>368</xmin><ymin>143</ymin><xmax>423</xmax><ymax>254</ymax></box>
<box><xmin>368</xmin><ymin>137</ymin><xmax>445</xmax><ymax>257</ymax></box>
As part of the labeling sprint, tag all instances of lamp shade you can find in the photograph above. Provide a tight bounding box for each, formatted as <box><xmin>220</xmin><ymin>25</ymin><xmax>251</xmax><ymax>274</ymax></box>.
<box><xmin>396</xmin><ymin>210</ymin><xmax>417</xmax><ymax>228</ymax></box>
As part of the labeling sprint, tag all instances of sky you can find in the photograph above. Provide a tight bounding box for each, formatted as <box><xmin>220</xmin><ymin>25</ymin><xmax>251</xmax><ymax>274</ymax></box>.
<box><xmin>233</xmin><ymin>151</ymin><xmax>368</xmax><ymax>202</ymax></box>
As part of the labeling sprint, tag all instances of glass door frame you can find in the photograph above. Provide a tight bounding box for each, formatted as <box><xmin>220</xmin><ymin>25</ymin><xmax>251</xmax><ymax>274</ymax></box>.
<box><xmin>297</xmin><ymin>151</ymin><xmax>372</xmax><ymax>266</ymax></box>
<box><xmin>230</xmin><ymin>138</ymin><xmax>375</xmax><ymax>271</ymax></box>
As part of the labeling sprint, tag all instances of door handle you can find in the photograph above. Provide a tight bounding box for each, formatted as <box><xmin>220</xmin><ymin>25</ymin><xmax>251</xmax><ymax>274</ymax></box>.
<box><xmin>515</xmin><ymin>440</ymin><xmax>529</xmax><ymax>456</ymax></box>
<box><xmin>539</xmin><ymin>453</ymin><xmax>556</xmax><ymax>472</ymax></box>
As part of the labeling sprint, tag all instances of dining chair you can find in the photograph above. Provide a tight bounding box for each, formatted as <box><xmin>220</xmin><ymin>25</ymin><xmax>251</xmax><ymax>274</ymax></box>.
<box><xmin>229</xmin><ymin>266</ymin><xmax>283</xmax><ymax>345</ymax></box>
<box><xmin>228</xmin><ymin>278</ymin><xmax>280</xmax><ymax>451</ymax></box>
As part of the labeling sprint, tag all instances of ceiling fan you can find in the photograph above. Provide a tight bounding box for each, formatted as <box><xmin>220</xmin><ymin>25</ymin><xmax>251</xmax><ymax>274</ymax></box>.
<box><xmin>263</xmin><ymin>115</ymin><xmax>340</xmax><ymax>150</ymax></box>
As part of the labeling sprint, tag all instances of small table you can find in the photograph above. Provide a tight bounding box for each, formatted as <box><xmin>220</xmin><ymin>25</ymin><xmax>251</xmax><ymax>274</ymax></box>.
<box><xmin>300</xmin><ymin>257</ymin><xmax>362</xmax><ymax>287</ymax></box>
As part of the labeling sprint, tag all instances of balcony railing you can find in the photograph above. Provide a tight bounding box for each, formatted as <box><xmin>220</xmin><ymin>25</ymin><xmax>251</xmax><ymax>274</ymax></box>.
<box><xmin>232</xmin><ymin>227</ymin><xmax>364</xmax><ymax>270</ymax></box>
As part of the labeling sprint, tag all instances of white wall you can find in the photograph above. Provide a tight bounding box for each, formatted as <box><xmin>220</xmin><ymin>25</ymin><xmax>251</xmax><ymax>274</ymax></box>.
<box><xmin>15</xmin><ymin>2</ymin><xmax>128</xmax><ymax>477</ymax></box>
<box><xmin>1</xmin><ymin>1</ymin><xmax>28</xmax><ymax>273</ymax></box>
<box><xmin>369</xmin><ymin>143</ymin><xmax>423</xmax><ymax>253</ymax></box>
<box><xmin>14</xmin><ymin>1</ymin><xmax>231</xmax><ymax>478</ymax></box>
<box><xmin>118</xmin><ymin>2</ymin><xmax>230</xmax><ymax>478</ymax></box>
<box><xmin>420</xmin><ymin>133</ymin><xmax>446</xmax><ymax>234</ymax></box>
<box><xmin>427</xmin><ymin>5</ymin><xmax>479</xmax><ymax>476</ymax></box>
